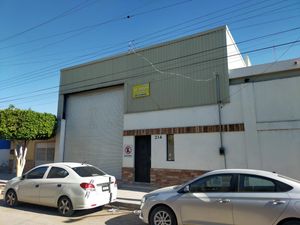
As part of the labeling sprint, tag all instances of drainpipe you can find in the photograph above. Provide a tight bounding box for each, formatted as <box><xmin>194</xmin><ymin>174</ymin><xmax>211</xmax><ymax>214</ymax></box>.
<box><xmin>216</xmin><ymin>73</ymin><xmax>227</xmax><ymax>168</ymax></box>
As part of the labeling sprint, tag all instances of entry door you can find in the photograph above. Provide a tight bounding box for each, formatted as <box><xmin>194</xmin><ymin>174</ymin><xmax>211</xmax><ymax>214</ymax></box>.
<box><xmin>135</xmin><ymin>136</ymin><xmax>151</xmax><ymax>183</ymax></box>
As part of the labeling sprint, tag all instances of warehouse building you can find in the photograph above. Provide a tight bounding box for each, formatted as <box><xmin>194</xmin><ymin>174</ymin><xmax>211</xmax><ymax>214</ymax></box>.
<box><xmin>55</xmin><ymin>26</ymin><xmax>300</xmax><ymax>186</ymax></box>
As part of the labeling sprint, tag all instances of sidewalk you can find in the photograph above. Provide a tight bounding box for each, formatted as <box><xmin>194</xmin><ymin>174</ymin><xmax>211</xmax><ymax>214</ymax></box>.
<box><xmin>112</xmin><ymin>183</ymin><xmax>157</xmax><ymax>210</ymax></box>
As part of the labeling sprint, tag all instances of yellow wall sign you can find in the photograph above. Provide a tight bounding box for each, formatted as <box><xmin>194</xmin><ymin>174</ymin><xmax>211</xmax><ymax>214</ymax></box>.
<box><xmin>132</xmin><ymin>83</ymin><xmax>150</xmax><ymax>98</ymax></box>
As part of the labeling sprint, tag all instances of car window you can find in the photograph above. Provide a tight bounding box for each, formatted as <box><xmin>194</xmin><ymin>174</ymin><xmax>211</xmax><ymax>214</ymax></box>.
<box><xmin>26</xmin><ymin>166</ymin><xmax>48</xmax><ymax>179</ymax></box>
<box><xmin>239</xmin><ymin>175</ymin><xmax>276</xmax><ymax>192</ymax></box>
<box><xmin>72</xmin><ymin>166</ymin><xmax>106</xmax><ymax>177</ymax></box>
<box><xmin>276</xmin><ymin>181</ymin><xmax>293</xmax><ymax>192</ymax></box>
<box><xmin>189</xmin><ymin>174</ymin><xmax>234</xmax><ymax>193</ymax></box>
<box><xmin>239</xmin><ymin>174</ymin><xmax>293</xmax><ymax>192</ymax></box>
<box><xmin>47</xmin><ymin>167</ymin><xmax>69</xmax><ymax>179</ymax></box>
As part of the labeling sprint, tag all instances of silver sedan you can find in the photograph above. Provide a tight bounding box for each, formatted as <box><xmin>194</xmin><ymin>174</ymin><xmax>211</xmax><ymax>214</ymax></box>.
<box><xmin>140</xmin><ymin>169</ymin><xmax>300</xmax><ymax>225</ymax></box>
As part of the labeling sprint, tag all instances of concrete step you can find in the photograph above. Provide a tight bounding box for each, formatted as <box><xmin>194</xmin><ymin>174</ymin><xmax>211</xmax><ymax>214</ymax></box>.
<box><xmin>118</xmin><ymin>182</ymin><xmax>158</xmax><ymax>192</ymax></box>
<box><xmin>111</xmin><ymin>183</ymin><xmax>156</xmax><ymax>210</ymax></box>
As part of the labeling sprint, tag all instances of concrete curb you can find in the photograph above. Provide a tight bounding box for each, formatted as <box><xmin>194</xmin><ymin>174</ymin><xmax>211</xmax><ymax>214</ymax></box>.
<box><xmin>110</xmin><ymin>201</ymin><xmax>140</xmax><ymax>210</ymax></box>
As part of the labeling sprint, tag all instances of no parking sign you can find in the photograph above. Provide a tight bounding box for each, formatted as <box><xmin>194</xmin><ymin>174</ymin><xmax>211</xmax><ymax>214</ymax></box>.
<box><xmin>123</xmin><ymin>145</ymin><xmax>133</xmax><ymax>157</ymax></box>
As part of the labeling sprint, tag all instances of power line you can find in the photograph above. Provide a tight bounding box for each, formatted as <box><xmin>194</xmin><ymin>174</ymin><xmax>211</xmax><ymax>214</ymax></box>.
<box><xmin>0</xmin><ymin>0</ymin><xmax>277</xmax><ymax>66</ymax></box>
<box><xmin>3</xmin><ymin>12</ymin><xmax>300</xmax><ymax>68</ymax></box>
<box><xmin>128</xmin><ymin>0</ymin><xmax>193</xmax><ymax>18</ymax></box>
<box><xmin>0</xmin><ymin>0</ymin><xmax>98</xmax><ymax>43</ymax></box>
<box><xmin>1</xmin><ymin>38</ymin><xmax>299</xmax><ymax>104</ymax></box>
<box><xmin>220</xmin><ymin>35</ymin><xmax>300</xmax><ymax>103</ymax></box>
<box><xmin>0</xmin><ymin>0</ymin><xmax>194</xmax><ymax>62</ymax></box>
<box><xmin>134</xmin><ymin>0</ymin><xmax>299</xmax><ymax>47</ymax></box>
<box><xmin>0</xmin><ymin>0</ymin><xmax>276</xmax><ymax>62</ymax></box>
<box><xmin>0</xmin><ymin>0</ymin><xmax>298</xmax><ymax>90</ymax></box>
<box><xmin>134</xmin><ymin>0</ymin><xmax>278</xmax><ymax>45</ymax></box>
<box><xmin>1</xmin><ymin>1</ymin><xmax>298</xmax><ymax>87</ymax></box>
<box><xmin>1</xmin><ymin>0</ymin><xmax>294</xmax><ymax>65</ymax></box>
<box><xmin>0</xmin><ymin>0</ymin><xmax>243</xmax><ymax>51</ymax></box>
<box><xmin>1</xmin><ymin>25</ymin><xmax>300</xmax><ymax>92</ymax></box>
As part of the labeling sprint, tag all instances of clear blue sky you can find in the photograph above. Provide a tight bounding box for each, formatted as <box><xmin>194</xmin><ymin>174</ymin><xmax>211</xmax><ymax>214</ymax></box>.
<box><xmin>0</xmin><ymin>0</ymin><xmax>300</xmax><ymax>115</ymax></box>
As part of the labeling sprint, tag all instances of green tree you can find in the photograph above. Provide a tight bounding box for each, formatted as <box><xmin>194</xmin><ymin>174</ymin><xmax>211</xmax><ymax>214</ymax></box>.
<box><xmin>0</xmin><ymin>106</ymin><xmax>57</xmax><ymax>176</ymax></box>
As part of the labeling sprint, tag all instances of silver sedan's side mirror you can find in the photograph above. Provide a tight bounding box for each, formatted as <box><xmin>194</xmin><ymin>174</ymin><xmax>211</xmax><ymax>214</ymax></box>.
<box><xmin>183</xmin><ymin>185</ymin><xmax>190</xmax><ymax>193</ymax></box>
<box><xmin>21</xmin><ymin>174</ymin><xmax>26</xmax><ymax>180</ymax></box>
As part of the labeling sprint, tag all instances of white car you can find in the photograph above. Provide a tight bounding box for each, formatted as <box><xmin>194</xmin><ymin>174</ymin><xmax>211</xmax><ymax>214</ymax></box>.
<box><xmin>4</xmin><ymin>162</ymin><xmax>117</xmax><ymax>216</ymax></box>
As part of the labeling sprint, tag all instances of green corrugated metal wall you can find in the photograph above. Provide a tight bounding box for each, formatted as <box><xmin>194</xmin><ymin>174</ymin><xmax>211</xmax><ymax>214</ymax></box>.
<box><xmin>60</xmin><ymin>26</ymin><xmax>229</xmax><ymax>113</ymax></box>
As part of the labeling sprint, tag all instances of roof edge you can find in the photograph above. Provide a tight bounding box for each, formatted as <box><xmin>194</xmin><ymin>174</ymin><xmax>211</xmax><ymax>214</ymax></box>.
<box><xmin>61</xmin><ymin>25</ymin><xmax>227</xmax><ymax>73</ymax></box>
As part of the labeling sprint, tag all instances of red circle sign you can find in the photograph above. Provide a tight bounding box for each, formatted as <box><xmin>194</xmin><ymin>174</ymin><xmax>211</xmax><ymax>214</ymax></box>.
<box><xmin>124</xmin><ymin>145</ymin><xmax>133</xmax><ymax>155</ymax></box>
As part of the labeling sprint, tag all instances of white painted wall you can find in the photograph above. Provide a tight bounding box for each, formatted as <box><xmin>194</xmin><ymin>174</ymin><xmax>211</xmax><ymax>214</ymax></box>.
<box><xmin>123</xmin><ymin>136</ymin><xmax>134</xmax><ymax>168</ymax></box>
<box><xmin>123</xmin><ymin>84</ymin><xmax>248</xmax><ymax>172</ymax></box>
<box><xmin>254</xmin><ymin>76</ymin><xmax>300</xmax><ymax>122</ymax></box>
<box><xmin>258</xmin><ymin>130</ymin><xmax>300</xmax><ymax>178</ymax></box>
<box><xmin>226</xmin><ymin>28</ymin><xmax>246</xmax><ymax>70</ymax></box>
<box><xmin>0</xmin><ymin>150</ymin><xmax>10</xmax><ymax>166</ymax></box>
<box><xmin>150</xmin><ymin>132</ymin><xmax>246</xmax><ymax>171</ymax></box>
<box><xmin>124</xmin><ymin>73</ymin><xmax>300</xmax><ymax>179</ymax></box>
<box><xmin>124</xmin><ymin>85</ymin><xmax>244</xmax><ymax>130</ymax></box>
<box><xmin>54</xmin><ymin>119</ymin><xmax>65</xmax><ymax>162</ymax></box>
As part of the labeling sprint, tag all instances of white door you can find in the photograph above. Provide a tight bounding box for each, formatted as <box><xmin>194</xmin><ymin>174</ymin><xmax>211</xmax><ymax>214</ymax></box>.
<box><xmin>64</xmin><ymin>86</ymin><xmax>124</xmax><ymax>179</ymax></box>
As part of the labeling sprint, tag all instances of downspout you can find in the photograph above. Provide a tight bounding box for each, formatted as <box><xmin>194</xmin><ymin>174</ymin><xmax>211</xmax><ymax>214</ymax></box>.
<box><xmin>216</xmin><ymin>73</ymin><xmax>227</xmax><ymax>168</ymax></box>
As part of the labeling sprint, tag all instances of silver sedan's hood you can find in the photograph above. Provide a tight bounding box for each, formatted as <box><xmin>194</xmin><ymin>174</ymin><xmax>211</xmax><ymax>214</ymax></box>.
<box><xmin>6</xmin><ymin>177</ymin><xmax>21</xmax><ymax>187</ymax></box>
<box><xmin>149</xmin><ymin>185</ymin><xmax>178</xmax><ymax>195</ymax></box>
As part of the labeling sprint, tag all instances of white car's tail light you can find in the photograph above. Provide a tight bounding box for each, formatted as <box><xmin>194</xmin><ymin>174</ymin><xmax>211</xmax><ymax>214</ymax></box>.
<box><xmin>111</xmin><ymin>178</ymin><xmax>117</xmax><ymax>187</ymax></box>
<box><xmin>80</xmin><ymin>183</ymin><xmax>96</xmax><ymax>191</ymax></box>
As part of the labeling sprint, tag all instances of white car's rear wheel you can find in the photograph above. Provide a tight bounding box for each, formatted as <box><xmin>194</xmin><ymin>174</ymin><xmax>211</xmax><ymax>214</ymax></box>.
<box><xmin>58</xmin><ymin>196</ymin><xmax>74</xmax><ymax>217</ymax></box>
<box><xmin>5</xmin><ymin>190</ymin><xmax>18</xmax><ymax>207</ymax></box>
<box><xmin>150</xmin><ymin>206</ymin><xmax>177</xmax><ymax>225</ymax></box>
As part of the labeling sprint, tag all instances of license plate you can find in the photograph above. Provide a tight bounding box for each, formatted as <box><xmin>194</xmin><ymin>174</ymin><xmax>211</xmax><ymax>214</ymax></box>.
<box><xmin>102</xmin><ymin>185</ymin><xmax>109</xmax><ymax>191</ymax></box>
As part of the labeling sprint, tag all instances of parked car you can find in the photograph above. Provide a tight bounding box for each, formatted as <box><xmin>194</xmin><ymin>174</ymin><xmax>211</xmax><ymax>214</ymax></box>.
<box><xmin>140</xmin><ymin>169</ymin><xmax>300</xmax><ymax>225</ymax></box>
<box><xmin>4</xmin><ymin>162</ymin><xmax>117</xmax><ymax>216</ymax></box>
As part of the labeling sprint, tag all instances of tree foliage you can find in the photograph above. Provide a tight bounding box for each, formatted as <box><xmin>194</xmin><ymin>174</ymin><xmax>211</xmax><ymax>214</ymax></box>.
<box><xmin>0</xmin><ymin>106</ymin><xmax>57</xmax><ymax>142</ymax></box>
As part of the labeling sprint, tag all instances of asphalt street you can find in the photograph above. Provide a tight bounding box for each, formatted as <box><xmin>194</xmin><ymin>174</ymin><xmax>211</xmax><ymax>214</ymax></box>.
<box><xmin>0</xmin><ymin>199</ymin><xmax>144</xmax><ymax>225</ymax></box>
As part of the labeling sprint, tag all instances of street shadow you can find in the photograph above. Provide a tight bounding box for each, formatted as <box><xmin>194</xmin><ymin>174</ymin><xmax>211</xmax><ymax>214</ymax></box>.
<box><xmin>105</xmin><ymin>213</ymin><xmax>143</xmax><ymax>225</ymax></box>
<box><xmin>0</xmin><ymin>199</ymin><xmax>104</xmax><ymax>218</ymax></box>
<box><xmin>63</xmin><ymin>211</ymin><xmax>142</xmax><ymax>224</ymax></box>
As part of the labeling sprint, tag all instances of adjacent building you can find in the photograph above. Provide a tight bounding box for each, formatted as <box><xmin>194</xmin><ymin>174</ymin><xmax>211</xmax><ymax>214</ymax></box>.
<box><xmin>8</xmin><ymin>139</ymin><xmax>55</xmax><ymax>173</ymax></box>
<box><xmin>55</xmin><ymin>26</ymin><xmax>300</xmax><ymax>186</ymax></box>
<box><xmin>0</xmin><ymin>140</ymin><xmax>10</xmax><ymax>172</ymax></box>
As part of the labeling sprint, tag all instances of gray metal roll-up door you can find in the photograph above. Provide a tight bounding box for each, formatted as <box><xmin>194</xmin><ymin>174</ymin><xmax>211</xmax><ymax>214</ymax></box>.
<box><xmin>63</xmin><ymin>86</ymin><xmax>124</xmax><ymax>179</ymax></box>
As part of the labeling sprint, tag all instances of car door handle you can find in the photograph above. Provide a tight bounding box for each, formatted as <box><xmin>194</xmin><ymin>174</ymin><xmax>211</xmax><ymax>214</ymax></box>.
<box><xmin>57</xmin><ymin>184</ymin><xmax>62</xmax><ymax>188</ymax></box>
<box><xmin>35</xmin><ymin>184</ymin><xmax>39</xmax><ymax>188</ymax></box>
<box><xmin>218</xmin><ymin>199</ymin><xmax>231</xmax><ymax>204</ymax></box>
<box><xmin>271</xmin><ymin>200</ymin><xmax>286</xmax><ymax>205</ymax></box>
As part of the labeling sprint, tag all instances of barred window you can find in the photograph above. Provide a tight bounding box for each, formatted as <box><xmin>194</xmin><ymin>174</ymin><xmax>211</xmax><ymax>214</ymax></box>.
<box><xmin>167</xmin><ymin>134</ymin><xmax>174</xmax><ymax>161</ymax></box>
